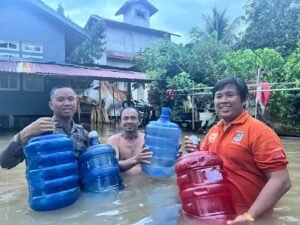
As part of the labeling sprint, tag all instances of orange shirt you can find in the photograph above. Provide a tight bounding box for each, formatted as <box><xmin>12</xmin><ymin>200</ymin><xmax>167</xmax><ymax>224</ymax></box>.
<box><xmin>201</xmin><ymin>111</ymin><xmax>288</xmax><ymax>207</ymax></box>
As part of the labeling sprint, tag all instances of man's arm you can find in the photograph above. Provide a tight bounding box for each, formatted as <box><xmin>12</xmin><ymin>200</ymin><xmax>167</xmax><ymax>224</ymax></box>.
<box><xmin>227</xmin><ymin>169</ymin><xmax>291</xmax><ymax>224</ymax></box>
<box><xmin>107</xmin><ymin>135</ymin><xmax>152</xmax><ymax>173</ymax></box>
<box><xmin>0</xmin><ymin>133</ymin><xmax>25</xmax><ymax>169</ymax></box>
<box><xmin>117</xmin><ymin>147</ymin><xmax>152</xmax><ymax>172</ymax></box>
<box><xmin>0</xmin><ymin>117</ymin><xmax>55</xmax><ymax>169</ymax></box>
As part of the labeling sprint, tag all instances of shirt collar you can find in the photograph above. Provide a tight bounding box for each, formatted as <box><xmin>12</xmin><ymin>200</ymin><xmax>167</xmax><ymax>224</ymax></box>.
<box><xmin>217</xmin><ymin>111</ymin><xmax>249</xmax><ymax>127</ymax></box>
<box><xmin>52</xmin><ymin>115</ymin><xmax>77</xmax><ymax>133</ymax></box>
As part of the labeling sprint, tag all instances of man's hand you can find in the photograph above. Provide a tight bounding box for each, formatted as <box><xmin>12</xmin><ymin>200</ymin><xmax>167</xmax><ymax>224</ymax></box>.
<box><xmin>227</xmin><ymin>214</ymin><xmax>253</xmax><ymax>224</ymax></box>
<box><xmin>184</xmin><ymin>136</ymin><xmax>200</xmax><ymax>153</ymax></box>
<box><xmin>133</xmin><ymin>147</ymin><xmax>153</xmax><ymax>165</ymax></box>
<box><xmin>19</xmin><ymin>117</ymin><xmax>55</xmax><ymax>145</ymax></box>
<box><xmin>177</xmin><ymin>143</ymin><xmax>183</xmax><ymax>158</ymax></box>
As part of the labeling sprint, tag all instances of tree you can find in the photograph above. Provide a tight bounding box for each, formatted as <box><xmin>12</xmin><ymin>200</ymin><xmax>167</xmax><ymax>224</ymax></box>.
<box><xmin>185</xmin><ymin>35</ymin><xmax>231</xmax><ymax>85</ymax></box>
<box><xmin>68</xmin><ymin>20</ymin><xmax>106</xmax><ymax>65</ymax></box>
<box><xmin>238</xmin><ymin>0</ymin><xmax>300</xmax><ymax>56</ymax></box>
<box><xmin>284</xmin><ymin>40</ymin><xmax>300</xmax><ymax>81</ymax></box>
<box><xmin>56</xmin><ymin>2</ymin><xmax>65</xmax><ymax>17</ymax></box>
<box><xmin>221</xmin><ymin>48</ymin><xmax>285</xmax><ymax>82</ymax></box>
<box><xmin>191</xmin><ymin>7</ymin><xmax>241</xmax><ymax>45</ymax></box>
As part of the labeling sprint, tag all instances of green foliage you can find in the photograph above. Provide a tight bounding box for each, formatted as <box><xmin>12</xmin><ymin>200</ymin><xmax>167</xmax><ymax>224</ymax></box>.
<box><xmin>284</xmin><ymin>40</ymin><xmax>300</xmax><ymax>81</ymax></box>
<box><xmin>191</xmin><ymin>7</ymin><xmax>241</xmax><ymax>45</ymax></box>
<box><xmin>185</xmin><ymin>35</ymin><xmax>231</xmax><ymax>85</ymax></box>
<box><xmin>68</xmin><ymin>20</ymin><xmax>106</xmax><ymax>65</ymax></box>
<box><xmin>239</xmin><ymin>0</ymin><xmax>300</xmax><ymax>56</ymax></box>
<box><xmin>168</xmin><ymin>72</ymin><xmax>193</xmax><ymax>92</ymax></box>
<box><xmin>56</xmin><ymin>2</ymin><xmax>65</xmax><ymax>16</ymax></box>
<box><xmin>221</xmin><ymin>48</ymin><xmax>284</xmax><ymax>81</ymax></box>
<box><xmin>268</xmin><ymin>92</ymin><xmax>300</xmax><ymax>126</ymax></box>
<box><xmin>136</xmin><ymin>39</ymin><xmax>185</xmax><ymax>80</ymax></box>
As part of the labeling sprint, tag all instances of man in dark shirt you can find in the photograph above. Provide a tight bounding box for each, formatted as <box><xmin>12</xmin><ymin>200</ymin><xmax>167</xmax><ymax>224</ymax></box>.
<box><xmin>0</xmin><ymin>86</ymin><xmax>89</xmax><ymax>169</ymax></box>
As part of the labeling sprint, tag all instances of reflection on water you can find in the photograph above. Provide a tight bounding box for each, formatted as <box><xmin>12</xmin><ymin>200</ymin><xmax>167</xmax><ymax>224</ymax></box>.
<box><xmin>0</xmin><ymin>126</ymin><xmax>299</xmax><ymax>225</ymax></box>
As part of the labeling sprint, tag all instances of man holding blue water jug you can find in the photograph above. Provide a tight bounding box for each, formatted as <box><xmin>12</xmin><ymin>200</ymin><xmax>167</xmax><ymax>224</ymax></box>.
<box><xmin>184</xmin><ymin>77</ymin><xmax>291</xmax><ymax>224</ymax></box>
<box><xmin>107</xmin><ymin>107</ymin><xmax>153</xmax><ymax>174</ymax></box>
<box><xmin>0</xmin><ymin>86</ymin><xmax>89</xmax><ymax>169</ymax></box>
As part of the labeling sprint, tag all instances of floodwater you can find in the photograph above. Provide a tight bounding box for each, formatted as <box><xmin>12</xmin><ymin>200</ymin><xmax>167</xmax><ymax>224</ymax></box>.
<box><xmin>0</xmin><ymin>125</ymin><xmax>299</xmax><ymax>225</ymax></box>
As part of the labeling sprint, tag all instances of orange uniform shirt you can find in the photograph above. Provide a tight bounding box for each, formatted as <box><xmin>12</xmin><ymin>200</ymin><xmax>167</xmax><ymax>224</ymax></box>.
<box><xmin>201</xmin><ymin>111</ymin><xmax>288</xmax><ymax>207</ymax></box>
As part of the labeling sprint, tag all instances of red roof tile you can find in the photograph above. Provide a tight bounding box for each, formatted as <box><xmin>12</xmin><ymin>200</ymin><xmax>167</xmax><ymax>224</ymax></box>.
<box><xmin>0</xmin><ymin>60</ymin><xmax>149</xmax><ymax>81</ymax></box>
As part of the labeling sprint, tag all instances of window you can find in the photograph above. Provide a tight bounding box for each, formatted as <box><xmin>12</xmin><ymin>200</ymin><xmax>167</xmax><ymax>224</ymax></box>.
<box><xmin>135</xmin><ymin>9</ymin><xmax>146</xmax><ymax>20</ymax></box>
<box><xmin>0</xmin><ymin>53</ymin><xmax>20</xmax><ymax>58</ymax></box>
<box><xmin>0</xmin><ymin>40</ymin><xmax>19</xmax><ymax>51</ymax></box>
<box><xmin>0</xmin><ymin>74</ymin><xmax>20</xmax><ymax>90</ymax></box>
<box><xmin>22</xmin><ymin>43</ymin><xmax>43</xmax><ymax>54</ymax></box>
<box><xmin>23</xmin><ymin>75</ymin><xmax>44</xmax><ymax>91</ymax></box>
<box><xmin>22</xmin><ymin>54</ymin><xmax>43</xmax><ymax>60</ymax></box>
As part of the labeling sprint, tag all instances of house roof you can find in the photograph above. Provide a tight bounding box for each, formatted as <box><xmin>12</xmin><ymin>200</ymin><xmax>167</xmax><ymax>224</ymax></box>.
<box><xmin>88</xmin><ymin>15</ymin><xmax>180</xmax><ymax>37</ymax></box>
<box><xmin>0</xmin><ymin>60</ymin><xmax>150</xmax><ymax>82</ymax></box>
<box><xmin>115</xmin><ymin>0</ymin><xmax>158</xmax><ymax>17</ymax></box>
<box><xmin>25</xmin><ymin>0</ymin><xmax>87</xmax><ymax>53</ymax></box>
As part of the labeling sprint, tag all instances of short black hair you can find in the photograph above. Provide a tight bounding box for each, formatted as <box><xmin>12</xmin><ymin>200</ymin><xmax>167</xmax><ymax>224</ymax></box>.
<box><xmin>120</xmin><ymin>107</ymin><xmax>141</xmax><ymax>121</ymax></box>
<box><xmin>50</xmin><ymin>86</ymin><xmax>75</xmax><ymax>100</ymax></box>
<box><xmin>213</xmin><ymin>77</ymin><xmax>249</xmax><ymax>102</ymax></box>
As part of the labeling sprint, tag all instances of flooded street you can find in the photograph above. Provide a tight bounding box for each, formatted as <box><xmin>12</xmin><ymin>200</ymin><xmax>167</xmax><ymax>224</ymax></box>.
<box><xmin>0</xmin><ymin>126</ymin><xmax>299</xmax><ymax>225</ymax></box>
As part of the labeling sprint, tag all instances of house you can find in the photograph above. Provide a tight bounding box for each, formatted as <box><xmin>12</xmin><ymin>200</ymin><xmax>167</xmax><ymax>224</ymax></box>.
<box><xmin>83</xmin><ymin>0</ymin><xmax>179</xmax><ymax>116</ymax></box>
<box><xmin>0</xmin><ymin>0</ymin><xmax>149</xmax><ymax>129</ymax></box>
<box><xmin>86</xmin><ymin>0</ymin><xmax>179</xmax><ymax>69</ymax></box>
<box><xmin>0</xmin><ymin>0</ymin><xmax>87</xmax><ymax>63</ymax></box>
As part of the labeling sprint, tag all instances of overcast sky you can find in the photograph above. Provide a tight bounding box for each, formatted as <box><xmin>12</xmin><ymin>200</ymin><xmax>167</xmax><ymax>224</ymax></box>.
<box><xmin>43</xmin><ymin>0</ymin><xmax>247</xmax><ymax>43</ymax></box>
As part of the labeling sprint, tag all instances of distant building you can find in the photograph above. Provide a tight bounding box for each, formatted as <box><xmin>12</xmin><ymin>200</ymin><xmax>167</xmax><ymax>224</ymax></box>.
<box><xmin>0</xmin><ymin>0</ymin><xmax>87</xmax><ymax>63</ymax></box>
<box><xmin>82</xmin><ymin>0</ymin><xmax>178</xmax><ymax>117</ymax></box>
<box><xmin>86</xmin><ymin>0</ymin><xmax>179</xmax><ymax>69</ymax></box>
<box><xmin>0</xmin><ymin>0</ymin><xmax>149</xmax><ymax>128</ymax></box>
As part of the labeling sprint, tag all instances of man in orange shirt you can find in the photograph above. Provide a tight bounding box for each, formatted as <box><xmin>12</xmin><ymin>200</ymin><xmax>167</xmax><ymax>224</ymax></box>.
<box><xmin>184</xmin><ymin>77</ymin><xmax>291</xmax><ymax>224</ymax></box>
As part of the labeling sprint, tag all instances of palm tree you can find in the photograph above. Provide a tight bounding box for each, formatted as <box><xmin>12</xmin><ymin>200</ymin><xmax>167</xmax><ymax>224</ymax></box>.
<box><xmin>191</xmin><ymin>7</ymin><xmax>241</xmax><ymax>44</ymax></box>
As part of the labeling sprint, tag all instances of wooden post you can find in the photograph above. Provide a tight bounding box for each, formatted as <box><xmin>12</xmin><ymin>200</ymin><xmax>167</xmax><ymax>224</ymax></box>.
<box><xmin>127</xmin><ymin>81</ymin><xmax>132</xmax><ymax>103</ymax></box>
<box><xmin>192</xmin><ymin>81</ymin><xmax>195</xmax><ymax>131</ymax></box>
<box><xmin>98</xmin><ymin>80</ymin><xmax>102</xmax><ymax>125</ymax></box>
<box><xmin>255</xmin><ymin>68</ymin><xmax>261</xmax><ymax>119</ymax></box>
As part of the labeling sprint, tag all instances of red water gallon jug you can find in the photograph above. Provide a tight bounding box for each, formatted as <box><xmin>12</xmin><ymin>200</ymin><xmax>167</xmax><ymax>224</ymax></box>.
<box><xmin>175</xmin><ymin>151</ymin><xmax>236</xmax><ymax>219</ymax></box>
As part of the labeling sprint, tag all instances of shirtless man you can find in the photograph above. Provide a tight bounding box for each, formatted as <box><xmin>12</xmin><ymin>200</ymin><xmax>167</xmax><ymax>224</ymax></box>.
<box><xmin>107</xmin><ymin>107</ymin><xmax>153</xmax><ymax>174</ymax></box>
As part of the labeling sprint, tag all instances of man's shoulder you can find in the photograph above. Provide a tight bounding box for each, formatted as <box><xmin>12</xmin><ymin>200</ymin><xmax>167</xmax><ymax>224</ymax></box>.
<box><xmin>107</xmin><ymin>133</ymin><xmax>122</xmax><ymax>143</ymax></box>
<box><xmin>72</xmin><ymin>123</ymin><xmax>89</xmax><ymax>137</ymax></box>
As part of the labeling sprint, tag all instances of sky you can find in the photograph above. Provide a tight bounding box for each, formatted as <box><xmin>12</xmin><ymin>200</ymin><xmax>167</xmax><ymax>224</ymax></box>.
<box><xmin>43</xmin><ymin>0</ymin><xmax>247</xmax><ymax>43</ymax></box>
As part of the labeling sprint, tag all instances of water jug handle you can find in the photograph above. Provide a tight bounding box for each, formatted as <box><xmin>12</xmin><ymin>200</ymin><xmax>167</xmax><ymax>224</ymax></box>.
<box><xmin>194</xmin><ymin>187</ymin><xmax>208</xmax><ymax>196</ymax></box>
<box><xmin>186</xmin><ymin>159</ymin><xmax>199</xmax><ymax>168</ymax></box>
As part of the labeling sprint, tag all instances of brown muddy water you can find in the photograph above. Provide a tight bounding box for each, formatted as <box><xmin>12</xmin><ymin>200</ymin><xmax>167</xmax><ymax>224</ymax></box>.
<box><xmin>0</xmin><ymin>125</ymin><xmax>299</xmax><ymax>225</ymax></box>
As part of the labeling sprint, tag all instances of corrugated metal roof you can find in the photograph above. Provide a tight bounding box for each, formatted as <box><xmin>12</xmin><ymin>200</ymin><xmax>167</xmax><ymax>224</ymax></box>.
<box><xmin>0</xmin><ymin>60</ymin><xmax>149</xmax><ymax>81</ymax></box>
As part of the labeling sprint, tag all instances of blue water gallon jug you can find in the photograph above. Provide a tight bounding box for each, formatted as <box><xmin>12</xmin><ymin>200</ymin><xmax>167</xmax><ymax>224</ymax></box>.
<box><xmin>79</xmin><ymin>131</ymin><xmax>123</xmax><ymax>193</ymax></box>
<box><xmin>141</xmin><ymin>107</ymin><xmax>182</xmax><ymax>179</ymax></box>
<box><xmin>23</xmin><ymin>134</ymin><xmax>80</xmax><ymax>211</ymax></box>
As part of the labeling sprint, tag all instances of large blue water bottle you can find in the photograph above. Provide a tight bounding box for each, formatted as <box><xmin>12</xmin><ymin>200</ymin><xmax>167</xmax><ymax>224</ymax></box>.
<box><xmin>23</xmin><ymin>134</ymin><xmax>80</xmax><ymax>211</ymax></box>
<box><xmin>78</xmin><ymin>131</ymin><xmax>123</xmax><ymax>193</ymax></box>
<box><xmin>141</xmin><ymin>107</ymin><xmax>182</xmax><ymax>178</ymax></box>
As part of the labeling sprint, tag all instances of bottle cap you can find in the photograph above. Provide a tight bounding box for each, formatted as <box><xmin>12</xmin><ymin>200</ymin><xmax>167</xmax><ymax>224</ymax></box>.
<box><xmin>88</xmin><ymin>131</ymin><xmax>98</xmax><ymax>138</ymax></box>
<box><xmin>190</xmin><ymin>135</ymin><xmax>199</xmax><ymax>145</ymax></box>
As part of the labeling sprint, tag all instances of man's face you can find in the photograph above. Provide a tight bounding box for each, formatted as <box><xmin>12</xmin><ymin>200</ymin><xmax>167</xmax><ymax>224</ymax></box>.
<box><xmin>214</xmin><ymin>84</ymin><xmax>245</xmax><ymax>123</ymax></box>
<box><xmin>49</xmin><ymin>88</ymin><xmax>77</xmax><ymax>120</ymax></box>
<box><xmin>120</xmin><ymin>108</ymin><xmax>141</xmax><ymax>132</ymax></box>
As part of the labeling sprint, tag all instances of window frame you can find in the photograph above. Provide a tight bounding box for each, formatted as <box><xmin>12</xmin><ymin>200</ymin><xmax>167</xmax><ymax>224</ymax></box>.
<box><xmin>22</xmin><ymin>42</ymin><xmax>43</xmax><ymax>54</ymax></box>
<box><xmin>0</xmin><ymin>52</ymin><xmax>20</xmax><ymax>58</ymax></box>
<box><xmin>22</xmin><ymin>54</ymin><xmax>43</xmax><ymax>60</ymax></box>
<box><xmin>23</xmin><ymin>74</ymin><xmax>44</xmax><ymax>92</ymax></box>
<box><xmin>0</xmin><ymin>40</ymin><xmax>19</xmax><ymax>51</ymax></box>
<box><xmin>0</xmin><ymin>73</ymin><xmax>20</xmax><ymax>91</ymax></box>
<box><xmin>135</xmin><ymin>9</ymin><xmax>146</xmax><ymax>20</ymax></box>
